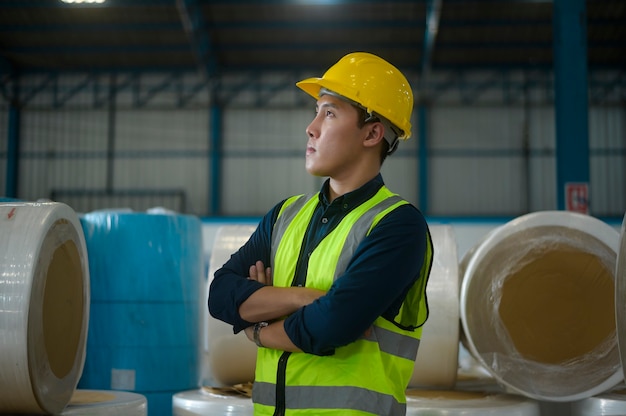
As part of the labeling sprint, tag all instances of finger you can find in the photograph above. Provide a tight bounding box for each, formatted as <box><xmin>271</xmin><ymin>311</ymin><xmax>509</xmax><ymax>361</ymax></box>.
<box><xmin>265</xmin><ymin>267</ymin><xmax>273</xmax><ymax>286</ymax></box>
<box><xmin>256</xmin><ymin>260</ymin><xmax>266</xmax><ymax>284</ymax></box>
<box><xmin>249</xmin><ymin>264</ymin><xmax>258</xmax><ymax>280</ymax></box>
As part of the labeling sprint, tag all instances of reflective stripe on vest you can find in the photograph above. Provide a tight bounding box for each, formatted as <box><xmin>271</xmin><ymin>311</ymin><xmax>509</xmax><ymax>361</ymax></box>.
<box><xmin>253</xmin><ymin>382</ymin><xmax>406</xmax><ymax>415</ymax></box>
<box><xmin>253</xmin><ymin>186</ymin><xmax>432</xmax><ymax>416</ymax></box>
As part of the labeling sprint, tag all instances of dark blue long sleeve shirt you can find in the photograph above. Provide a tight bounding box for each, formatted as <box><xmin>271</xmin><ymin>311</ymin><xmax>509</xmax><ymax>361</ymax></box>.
<box><xmin>208</xmin><ymin>174</ymin><xmax>430</xmax><ymax>356</ymax></box>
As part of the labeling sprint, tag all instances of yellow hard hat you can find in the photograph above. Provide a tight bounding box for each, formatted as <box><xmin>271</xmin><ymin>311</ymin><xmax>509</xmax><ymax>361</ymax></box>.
<box><xmin>296</xmin><ymin>52</ymin><xmax>414</xmax><ymax>139</ymax></box>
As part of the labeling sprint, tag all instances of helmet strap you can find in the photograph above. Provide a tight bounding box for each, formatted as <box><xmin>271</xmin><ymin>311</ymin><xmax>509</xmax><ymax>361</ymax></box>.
<box><xmin>365</xmin><ymin>113</ymin><xmax>401</xmax><ymax>155</ymax></box>
<box><xmin>387</xmin><ymin>138</ymin><xmax>400</xmax><ymax>155</ymax></box>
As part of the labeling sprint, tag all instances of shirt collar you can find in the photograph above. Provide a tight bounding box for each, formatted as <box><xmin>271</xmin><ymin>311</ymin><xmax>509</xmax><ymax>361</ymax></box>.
<box><xmin>318</xmin><ymin>173</ymin><xmax>385</xmax><ymax>210</ymax></box>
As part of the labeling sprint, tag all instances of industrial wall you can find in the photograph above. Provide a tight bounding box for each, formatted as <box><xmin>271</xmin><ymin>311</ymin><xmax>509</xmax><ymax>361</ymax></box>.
<box><xmin>0</xmin><ymin>71</ymin><xmax>624</xmax><ymax>218</ymax></box>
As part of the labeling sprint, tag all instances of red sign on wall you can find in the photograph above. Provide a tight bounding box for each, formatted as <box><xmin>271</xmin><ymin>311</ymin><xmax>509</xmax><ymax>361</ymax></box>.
<box><xmin>565</xmin><ymin>182</ymin><xmax>589</xmax><ymax>214</ymax></box>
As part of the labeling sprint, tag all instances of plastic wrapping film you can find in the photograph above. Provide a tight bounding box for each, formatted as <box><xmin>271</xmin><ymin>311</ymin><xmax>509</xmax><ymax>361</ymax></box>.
<box><xmin>460</xmin><ymin>211</ymin><xmax>622</xmax><ymax>402</ymax></box>
<box><xmin>60</xmin><ymin>390</ymin><xmax>147</xmax><ymax>415</ymax></box>
<box><xmin>458</xmin><ymin>224</ymin><xmax>503</xmax><ymax>321</ymax></box>
<box><xmin>78</xmin><ymin>209</ymin><xmax>204</xmax><ymax>416</ymax></box>
<box><xmin>570</xmin><ymin>387</ymin><xmax>626</xmax><ymax>416</ymax></box>
<box><xmin>172</xmin><ymin>388</ymin><xmax>253</xmax><ymax>416</ymax></box>
<box><xmin>0</xmin><ymin>202</ymin><xmax>90</xmax><ymax>414</ymax></box>
<box><xmin>615</xmin><ymin>213</ymin><xmax>626</xmax><ymax>383</ymax></box>
<box><xmin>203</xmin><ymin>225</ymin><xmax>258</xmax><ymax>387</ymax></box>
<box><xmin>410</xmin><ymin>225</ymin><xmax>460</xmax><ymax>388</ymax></box>
<box><xmin>405</xmin><ymin>389</ymin><xmax>540</xmax><ymax>415</ymax></box>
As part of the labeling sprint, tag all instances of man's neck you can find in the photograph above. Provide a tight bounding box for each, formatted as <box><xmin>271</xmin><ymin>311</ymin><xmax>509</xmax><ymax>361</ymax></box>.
<box><xmin>327</xmin><ymin>171</ymin><xmax>379</xmax><ymax>203</ymax></box>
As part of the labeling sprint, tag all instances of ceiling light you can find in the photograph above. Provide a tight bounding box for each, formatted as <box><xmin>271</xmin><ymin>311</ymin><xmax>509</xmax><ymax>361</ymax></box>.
<box><xmin>60</xmin><ymin>0</ymin><xmax>106</xmax><ymax>4</ymax></box>
<box><xmin>292</xmin><ymin>0</ymin><xmax>342</xmax><ymax>4</ymax></box>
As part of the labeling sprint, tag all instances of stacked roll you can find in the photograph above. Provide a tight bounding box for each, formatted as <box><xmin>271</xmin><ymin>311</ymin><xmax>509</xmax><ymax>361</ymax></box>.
<box><xmin>410</xmin><ymin>225</ymin><xmax>460</xmax><ymax>388</ymax></box>
<box><xmin>203</xmin><ymin>225</ymin><xmax>258</xmax><ymax>388</ymax></box>
<box><xmin>78</xmin><ymin>209</ymin><xmax>204</xmax><ymax>416</ymax></box>
<box><xmin>460</xmin><ymin>211</ymin><xmax>622</xmax><ymax>402</ymax></box>
<box><xmin>0</xmin><ymin>202</ymin><xmax>90</xmax><ymax>413</ymax></box>
<box><xmin>406</xmin><ymin>389</ymin><xmax>540</xmax><ymax>415</ymax></box>
<box><xmin>615</xmin><ymin>213</ymin><xmax>626</xmax><ymax>387</ymax></box>
<box><xmin>60</xmin><ymin>389</ymin><xmax>147</xmax><ymax>415</ymax></box>
<box><xmin>176</xmin><ymin>226</ymin><xmax>258</xmax><ymax>416</ymax></box>
<box><xmin>173</xmin><ymin>388</ymin><xmax>253</xmax><ymax>416</ymax></box>
<box><xmin>202</xmin><ymin>224</ymin><xmax>462</xmax><ymax>390</ymax></box>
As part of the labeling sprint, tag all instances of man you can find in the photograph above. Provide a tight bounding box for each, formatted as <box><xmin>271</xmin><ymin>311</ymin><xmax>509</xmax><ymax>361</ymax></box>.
<box><xmin>208</xmin><ymin>51</ymin><xmax>433</xmax><ymax>415</ymax></box>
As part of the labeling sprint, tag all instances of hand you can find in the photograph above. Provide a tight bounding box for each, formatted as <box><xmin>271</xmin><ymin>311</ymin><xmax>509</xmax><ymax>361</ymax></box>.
<box><xmin>248</xmin><ymin>260</ymin><xmax>272</xmax><ymax>286</ymax></box>
<box><xmin>238</xmin><ymin>261</ymin><xmax>324</xmax><ymax>324</ymax></box>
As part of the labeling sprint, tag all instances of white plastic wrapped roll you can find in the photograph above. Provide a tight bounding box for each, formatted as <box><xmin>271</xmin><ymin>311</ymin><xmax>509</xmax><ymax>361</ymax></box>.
<box><xmin>61</xmin><ymin>390</ymin><xmax>147</xmax><ymax>415</ymax></box>
<box><xmin>204</xmin><ymin>225</ymin><xmax>257</xmax><ymax>387</ymax></box>
<box><xmin>615</xmin><ymin>213</ymin><xmax>626</xmax><ymax>381</ymax></box>
<box><xmin>205</xmin><ymin>223</ymin><xmax>458</xmax><ymax>389</ymax></box>
<box><xmin>461</xmin><ymin>211</ymin><xmax>621</xmax><ymax>402</ymax></box>
<box><xmin>570</xmin><ymin>388</ymin><xmax>626</xmax><ymax>415</ymax></box>
<box><xmin>410</xmin><ymin>225</ymin><xmax>459</xmax><ymax>388</ymax></box>
<box><xmin>457</xmin><ymin>226</ymin><xmax>502</xmax><ymax>385</ymax></box>
<box><xmin>406</xmin><ymin>389</ymin><xmax>540</xmax><ymax>415</ymax></box>
<box><xmin>0</xmin><ymin>202</ymin><xmax>90</xmax><ymax>414</ymax></box>
<box><xmin>173</xmin><ymin>388</ymin><xmax>253</xmax><ymax>416</ymax></box>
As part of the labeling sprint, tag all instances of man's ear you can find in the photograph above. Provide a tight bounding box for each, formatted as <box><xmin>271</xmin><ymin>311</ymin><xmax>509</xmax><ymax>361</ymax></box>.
<box><xmin>363</xmin><ymin>122</ymin><xmax>385</xmax><ymax>148</ymax></box>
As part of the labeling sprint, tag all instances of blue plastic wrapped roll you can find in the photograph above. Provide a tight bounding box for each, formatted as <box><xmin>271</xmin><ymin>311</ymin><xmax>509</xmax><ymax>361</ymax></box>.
<box><xmin>78</xmin><ymin>210</ymin><xmax>204</xmax><ymax>416</ymax></box>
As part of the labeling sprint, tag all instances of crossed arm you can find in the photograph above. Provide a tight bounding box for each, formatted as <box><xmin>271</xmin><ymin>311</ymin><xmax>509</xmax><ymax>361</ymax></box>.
<box><xmin>240</xmin><ymin>260</ymin><xmax>326</xmax><ymax>351</ymax></box>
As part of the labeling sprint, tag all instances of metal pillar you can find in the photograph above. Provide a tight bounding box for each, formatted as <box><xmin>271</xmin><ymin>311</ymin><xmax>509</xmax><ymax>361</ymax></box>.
<box><xmin>418</xmin><ymin>105</ymin><xmax>429</xmax><ymax>214</ymax></box>
<box><xmin>210</xmin><ymin>104</ymin><xmax>222</xmax><ymax>216</ymax></box>
<box><xmin>553</xmin><ymin>0</ymin><xmax>590</xmax><ymax>213</ymax></box>
<box><xmin>5</xmin><ymin>104</ymin><xmax>20</xmax><ymax>198</ymax></box>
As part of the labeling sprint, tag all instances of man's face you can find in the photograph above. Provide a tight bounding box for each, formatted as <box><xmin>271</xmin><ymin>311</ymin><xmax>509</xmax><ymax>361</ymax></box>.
<box><xmin>304</xmin><ymin>94</ymin><xmax>367</xmax><ymax>179</ymax></box>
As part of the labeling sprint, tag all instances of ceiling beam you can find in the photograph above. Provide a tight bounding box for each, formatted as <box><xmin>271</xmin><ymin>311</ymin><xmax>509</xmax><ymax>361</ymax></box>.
<box><xmin>421</xmin><ymin>0</ymin><xmax>442</xmax><ymax>77</ymax></box>
<box><xmin>176</xmin><ymin>0</ymin><xmax>218</xmax><ymax>78</ymax></box>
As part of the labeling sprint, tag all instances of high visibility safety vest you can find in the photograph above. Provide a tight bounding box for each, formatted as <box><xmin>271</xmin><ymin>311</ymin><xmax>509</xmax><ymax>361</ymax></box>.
<box><xmin>253</xmin><ymin>186</ymin><xmax>433</xmax><ymax>416</ymax></box>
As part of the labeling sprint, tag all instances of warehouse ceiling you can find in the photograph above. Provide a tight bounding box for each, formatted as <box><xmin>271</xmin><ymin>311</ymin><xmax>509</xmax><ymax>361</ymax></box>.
<box><xmin>0</xmin><ymin>0</ymin><xmax>624</xmax><ymax>79</ymax></box>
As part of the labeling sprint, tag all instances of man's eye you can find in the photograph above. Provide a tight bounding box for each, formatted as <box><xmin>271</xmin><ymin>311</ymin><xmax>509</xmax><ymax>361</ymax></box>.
<box><xmin>326</xmin><ymin>110</ymin><xmax>334</xmax><ymax>117</ymax></box>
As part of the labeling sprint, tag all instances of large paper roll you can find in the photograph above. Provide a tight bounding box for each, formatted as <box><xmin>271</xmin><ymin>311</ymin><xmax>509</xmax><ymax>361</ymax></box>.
<box><xmin>571</xmin><ymin>388</ymin><xmax>626</xmax><ymax>415</ymax></box>
<box><xmin>410</xmin><ymin>225</ymin><xmax>459</xmax><ymax>388</ymax></box>
<box><xmin>457</xmin><ymin>226</ymin><xmax>502</xmax><ymax>386</ymax></box>
<box><xmin>204</xmin><ymin>225</ymin><xmax>257</xmax><ymax>387</ymax></box>
<box><xmin>78</xmin><ymin>210</ymin><xmax>204</xmax><ymax>416</ymax></box>
<box><xmin>205</xmin><ymin>224</ymin><xmax>457</xmax><ymax>389</ymax></box>
<box><xmin>173</xmin><ymin>388</ymin><xmax>253</xmax><ymax>416</ymax></box>
<box><xmin>0</xmin><ymin>202</ymin><xmax>90</xmax><ymax>413</ymax></box>
<box><xmin>60</xmin><ymin>389</ymin><xmax>147</xmax><ymax>415</ymax></box>
<box><xmin>406</xmin><ymin>389</ymin><xmax>540</xmax><ymax>415</ymax></box>
<box><xmin>461</xmin><ymin>211</ymin><xmax>621</xmax><ymax>402</ymax></box>
<box><xmin>615</xmin><ymin>213</ymin><xmax>626</xmax><ymax>380</ymax></box>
